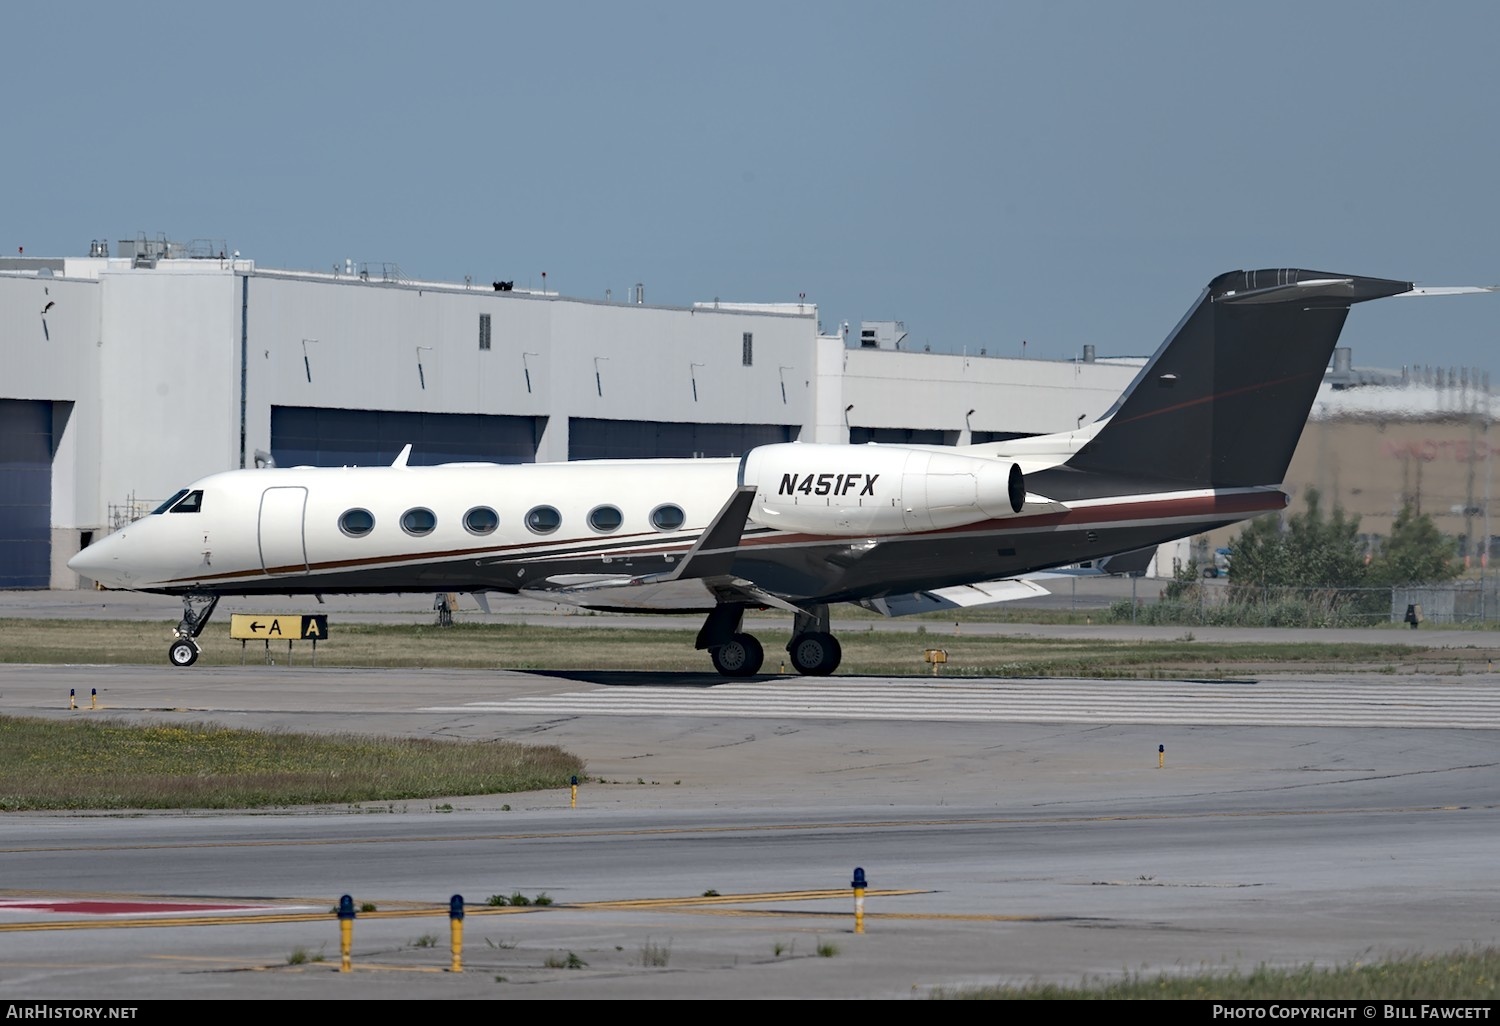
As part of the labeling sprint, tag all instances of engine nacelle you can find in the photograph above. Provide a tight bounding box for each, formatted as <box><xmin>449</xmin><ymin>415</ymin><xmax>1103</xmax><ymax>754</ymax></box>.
<box><xmin>738</xmin><ymin>442</ymin><xmax>1026</xmax><ymax>535</ymax></box>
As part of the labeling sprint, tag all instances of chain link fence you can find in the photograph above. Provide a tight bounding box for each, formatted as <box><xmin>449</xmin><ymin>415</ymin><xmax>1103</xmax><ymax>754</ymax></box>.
<box><xmin>1103</xmin><ymin>581</ymin><xmax>1500</xmax><ymax>628</ymax></box>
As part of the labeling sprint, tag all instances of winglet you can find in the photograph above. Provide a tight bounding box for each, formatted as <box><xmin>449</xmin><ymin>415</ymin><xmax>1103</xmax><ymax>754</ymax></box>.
<box><xmin>660</xmin><ymin>486</ymin><xmax>757</xmax><ymax>582</ymax></box>
<box><xmin>391</xmin><ymin>443</ymin><xmax>413</xmax><ymax>468</ymax></box>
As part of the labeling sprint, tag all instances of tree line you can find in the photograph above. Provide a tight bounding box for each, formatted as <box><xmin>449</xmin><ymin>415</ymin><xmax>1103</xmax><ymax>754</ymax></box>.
<box><xmin>1123</xmin><ymin>490</ymin><xmax>1464</xmax><ymax>627</ymax></box>
<box><xmin>1225</xmin><ymin>488</ymin><xmax>1462</xmax><ymax>592</ymax></box>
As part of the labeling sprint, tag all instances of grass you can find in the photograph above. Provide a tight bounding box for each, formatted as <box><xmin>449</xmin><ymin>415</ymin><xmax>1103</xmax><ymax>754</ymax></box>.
<box><xmin>931</xmin><ymin>947</ymin><xmax>1500</xmax><ymax>1000</ymax></box>
<box><xmin>0</xmin><ymin>713</ymin><xmax>584</xmax><ymax>811</ymax></box>
<box><xmin>0</xmin><ymin>617</ymin><xmax>1489</xmax><ymax>678</ymax></box>
<box><xmin>640</xmin><ymin>937</ymin><xmax>671</xmax><ymax>968</ymax></box>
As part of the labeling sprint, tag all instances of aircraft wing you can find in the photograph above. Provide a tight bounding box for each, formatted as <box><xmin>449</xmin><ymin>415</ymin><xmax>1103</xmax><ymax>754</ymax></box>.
<box><xmin>855</xmin><ymin>544</ymin><xmax>1157</xmax><ymax>618</ymax></box>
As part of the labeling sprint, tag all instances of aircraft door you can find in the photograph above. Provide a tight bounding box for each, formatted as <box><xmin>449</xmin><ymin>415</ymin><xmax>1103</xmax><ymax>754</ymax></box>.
<box><xmin>258</xmin><ymin>487</ymin><xmax>310</xmax><ymax>576</ymax></box>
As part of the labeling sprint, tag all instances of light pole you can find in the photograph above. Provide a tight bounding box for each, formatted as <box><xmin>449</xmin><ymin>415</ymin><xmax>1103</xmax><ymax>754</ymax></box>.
<box><xmin>1484</xmin><ymin>413</ymin><xmax>1492</xmax><ymax>621</ymax></box>
<box><xmin>416</xmin><ymin>346</ymin><xmax>432</xmax><ymax>390</ymax></box>
<box><xmin>301</xmin><ymin>339</ymin><xmax>318</xmax><ymax>383</ymax></box>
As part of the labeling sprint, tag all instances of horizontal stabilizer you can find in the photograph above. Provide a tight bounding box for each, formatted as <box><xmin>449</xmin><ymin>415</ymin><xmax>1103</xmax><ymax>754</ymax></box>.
<box><xmin>857</xmin><ymin>578</ymin><xmax>1051</xmax><ymax>617</ymax></box>
<box><xmin>1398</xmin><ymin>285</ymin><xmax>1500</xmax><ymax>297</ymax></box>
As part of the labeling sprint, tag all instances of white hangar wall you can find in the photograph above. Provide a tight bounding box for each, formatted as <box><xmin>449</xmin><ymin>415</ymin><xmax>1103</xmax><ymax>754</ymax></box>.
<box><xmin>0</xmin><ymin>271</ymin><xmax>105</xmax><ymax>586</ymax></box>
<box><xmin>840</xmin><ymin>348</ymin><xmax>1137</xmax><ymax>441</ymax></box>
<box><xmin>245</xmin><ymin>274</ymin><xmax>558</xmax><ymax>465</ymax></box>
<box><xmin>537</xmin><ymin>299</ymin><xmax>815</xmax><ymax>459</ymax></box>
<box><xmin>99</xmin><ymin>269</ymin><xmax>243</xmax><ymax>498</ymax></box>
<box><xmin>243</xmin><ymin>276</ymin><xmax>818</xmax><ymax>465</ymax></box>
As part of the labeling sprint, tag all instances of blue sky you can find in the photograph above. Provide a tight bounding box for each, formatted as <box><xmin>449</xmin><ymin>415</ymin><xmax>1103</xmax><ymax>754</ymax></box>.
<box><xmin>4</xmin><ymin>1</ymin><xmax>1497</xmax><ymax>374</ymax></box>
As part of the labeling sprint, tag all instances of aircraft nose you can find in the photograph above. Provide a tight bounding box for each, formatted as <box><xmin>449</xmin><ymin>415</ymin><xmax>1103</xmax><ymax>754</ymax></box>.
<box><xmin>68</xmin><ymin>531</ymin><xmax>132</xmax><ymax>588</ymax></box>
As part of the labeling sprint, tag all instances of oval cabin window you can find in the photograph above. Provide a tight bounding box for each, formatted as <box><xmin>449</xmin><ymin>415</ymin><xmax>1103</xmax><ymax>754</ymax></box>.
<box><xmin>587</xmin><ymin>505</ymin><xmax>623</xmax><ymax>533</ymax></box>
<box><xmin>464</xmin><ymin>506</ymin><xmax>499</xmax><ymax>535</ymax></box>
<box><xmin>525</xmin><ymin>506</ymin><xmax>562</xmax><ymax>534</ymax></box>
<box><xmin>401</xmin><ymin>508</ymin><xmax>437</xmax><ymax>536</ymax></box>
<box><xmin>650</xmin><ymin>504</ymin><xmax>686</xmax><ymax>532</ymax></box>
<box><xmin>340</xmin><ymin>509</ymin><xmax>376</xmax><ymax>537</ymax></box>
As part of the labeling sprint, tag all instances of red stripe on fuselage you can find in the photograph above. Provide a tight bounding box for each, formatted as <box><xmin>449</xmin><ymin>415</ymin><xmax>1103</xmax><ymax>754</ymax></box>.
<box><xmin>164</xmin><ymin>489</ymin><xmax>1284</xmax><ymax>586</ymax></box>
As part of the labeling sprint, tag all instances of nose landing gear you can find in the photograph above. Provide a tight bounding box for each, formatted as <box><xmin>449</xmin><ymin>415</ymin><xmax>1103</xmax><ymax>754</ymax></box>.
<box><xmin>168</xmin><ymin>594</ymin><xmax>219</xmax><ymax>668</ymax></box>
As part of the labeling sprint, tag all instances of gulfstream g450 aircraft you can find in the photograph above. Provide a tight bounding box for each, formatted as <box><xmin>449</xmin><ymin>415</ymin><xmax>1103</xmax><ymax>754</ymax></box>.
<box><xmin>68</xmin><ymin>268</ymin><xmax>1495</xmax><ymax>675</ymax></box>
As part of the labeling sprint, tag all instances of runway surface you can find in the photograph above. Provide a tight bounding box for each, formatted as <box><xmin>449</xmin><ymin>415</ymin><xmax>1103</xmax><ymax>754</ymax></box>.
<box><xmin>1</xmin><ymin>648</ymin><xmax>1497</xmax><ymax>1000</ymax></box>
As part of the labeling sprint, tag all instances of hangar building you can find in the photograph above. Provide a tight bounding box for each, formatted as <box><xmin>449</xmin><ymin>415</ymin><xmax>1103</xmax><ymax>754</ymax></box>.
<box><xmin>1</xmin><ymin>235</ymin><xmax>1142</xmax><ymax>589</ymax></box>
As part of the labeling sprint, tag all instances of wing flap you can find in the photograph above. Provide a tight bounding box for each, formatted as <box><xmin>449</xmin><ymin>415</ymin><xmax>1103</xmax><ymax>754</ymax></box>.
<box><xmin>857</xmin><ymin>578</ymin><xmax>1051</xmax><ymax>617</ymax></box>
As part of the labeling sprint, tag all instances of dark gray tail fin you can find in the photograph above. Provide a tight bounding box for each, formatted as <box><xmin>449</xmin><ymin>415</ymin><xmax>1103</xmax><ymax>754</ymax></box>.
<box><xmin>1064</xmin><ymin>269</ymin><xmax>1412</xmax><ymax>490</ymax></box>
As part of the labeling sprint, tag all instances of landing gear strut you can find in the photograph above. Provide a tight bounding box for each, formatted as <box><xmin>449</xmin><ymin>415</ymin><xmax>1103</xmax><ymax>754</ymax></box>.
<box><xmin>697</xmin><ymin>603</ymin><xmax>764</xmax><ymax>677</ymax></box>
<box><xmin>698</xmin><ymin>602</ymin><xmax>844</xmax><ymax>677</ymax></box>
<box><xmin>787</xmin><ymin>605</ymin><xmax>841</xmax><ymax>676</ymax></box>
<box><xmin>168</xmin><ymin>594</ymin><xmax>219</xmax><ymax>668</ymax></box>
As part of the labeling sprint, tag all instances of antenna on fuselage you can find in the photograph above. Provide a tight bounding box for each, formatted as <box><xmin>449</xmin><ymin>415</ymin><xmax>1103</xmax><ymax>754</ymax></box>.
<box><xmin>391</xmin><ymin>443</ymin><xmax>413</xmax><ymax>468</ymax></box>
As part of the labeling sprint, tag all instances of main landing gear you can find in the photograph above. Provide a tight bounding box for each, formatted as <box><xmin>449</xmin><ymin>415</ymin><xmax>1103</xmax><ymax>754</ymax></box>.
<box><xmin>167</xmin><ymin>594</ymin><xmax>219</xmax><ymax>668</ymax></box>
<box><xmin>697</xmin><ymin>603</ymin><xmax>843</xmax><ymax>678</ymax></box>
<box><xmin>709</xmin><ymin>632</ymin><xmax>763</xmax><ymax>677</ymax></box>
<box><xmin>785</xmin><ymin>605</ymin><xmax>841</xmax><ymax>676</ymax></box>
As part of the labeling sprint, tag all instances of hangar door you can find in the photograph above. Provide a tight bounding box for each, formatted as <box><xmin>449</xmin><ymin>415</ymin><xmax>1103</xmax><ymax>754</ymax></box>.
<box><xmin>569</xmin><ymin>420</ymin><xmax>795</xmax><ymax>459</ymax></box>
<box><xmin>270</xmin><ymin>407</ymin><xmax>542</xmax><ymax>467</ymax></box>
<box><xmin>0</xmin><ymin>400</ymin><xmax>53</xmax><ymax>588</ymax></box>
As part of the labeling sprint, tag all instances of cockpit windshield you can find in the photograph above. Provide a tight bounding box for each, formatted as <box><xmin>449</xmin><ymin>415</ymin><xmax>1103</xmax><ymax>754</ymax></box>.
<box><xmin>150</xmin><ymin>489</ymin><xmax>203</xmax><ymax>515</ymax></box>
<box><xmin>151</xmin><ymin>489</ymin><xmax>190</xmax><ymax>515</ymax></box>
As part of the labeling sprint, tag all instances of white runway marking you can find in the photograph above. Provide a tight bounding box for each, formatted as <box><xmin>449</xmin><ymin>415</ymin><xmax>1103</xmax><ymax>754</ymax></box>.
<box><xmin>421</xmin><ymin>677</ymin><xmax>1500</xmax><ymax>729</ymax></box>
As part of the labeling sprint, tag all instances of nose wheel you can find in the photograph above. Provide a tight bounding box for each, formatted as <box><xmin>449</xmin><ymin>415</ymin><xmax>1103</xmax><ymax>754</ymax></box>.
<box><xmin>168</xmin><ymin>638</ymin><xmax>201</xmax><ymax>668</ymax></box>
<box><xmin>166</xmin><ymin>594</ymin><xmax>219</xmax><ymax>667</ymax></box>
